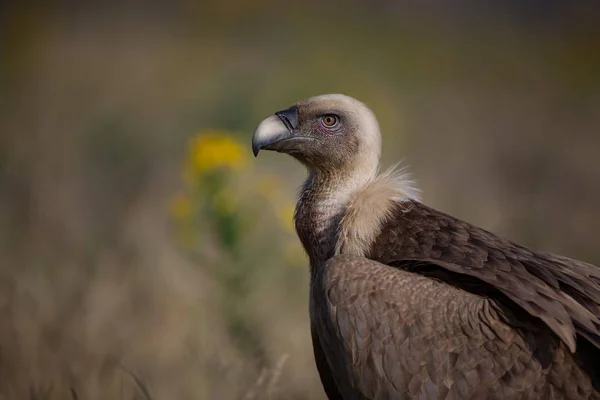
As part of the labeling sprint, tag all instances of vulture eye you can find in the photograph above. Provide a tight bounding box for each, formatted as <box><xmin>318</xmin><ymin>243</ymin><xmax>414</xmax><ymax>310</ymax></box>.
<box><xmin>320</xmin><ymin>114</ymin><xmax>339</xmax><ymax>129</ymax></box>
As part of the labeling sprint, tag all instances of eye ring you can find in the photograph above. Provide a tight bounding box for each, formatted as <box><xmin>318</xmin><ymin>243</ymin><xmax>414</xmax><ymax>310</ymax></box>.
<box><xmin>320</xmin><ymin>114</ymin><xmax>339</xmax><ymax>128</ymax></box>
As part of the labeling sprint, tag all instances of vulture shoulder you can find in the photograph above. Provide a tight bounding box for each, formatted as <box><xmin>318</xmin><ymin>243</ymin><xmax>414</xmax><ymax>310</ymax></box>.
<box><xmin>363</xmin><ymin>200</ymin><xmax>600</xmax><ymax>354</ymax></box>
<box><xmin>314</xmin><ymin>254</ymin><xmax>599</xmax><ymax>399</ymax></box>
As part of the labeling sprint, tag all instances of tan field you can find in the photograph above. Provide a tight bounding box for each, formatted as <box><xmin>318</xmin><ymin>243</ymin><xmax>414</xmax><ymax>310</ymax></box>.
<box><xmin>1</xmin><ymin>2</ymin><xmax>599</xmax><ymax>398</ymax></box>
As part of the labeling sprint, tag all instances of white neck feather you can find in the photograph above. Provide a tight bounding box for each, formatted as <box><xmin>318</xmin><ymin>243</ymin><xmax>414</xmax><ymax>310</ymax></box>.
<box><xmin>296</xmin><ymin>162</ymin><xmax>421</xmax><ymax>266</ymax></box>
<box><xmin>334</xmin><ymin>163</ymin><xmax>421</xmax><ymax>257</ymax></box>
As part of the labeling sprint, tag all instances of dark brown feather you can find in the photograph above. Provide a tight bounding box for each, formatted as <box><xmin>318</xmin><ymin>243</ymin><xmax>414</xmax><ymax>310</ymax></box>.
<box><xmin>367</xmin><ymin>200</ymin><xmax>600</xmax><ymax>355</ymax></box>
<box><xmin>306</xmin><ymin>196</ymin><xmax>600</xmax><ymax>399</ymax></box>
<box><xmin>311</xmin><ymin>322</ymin><xmax>344</xmax><ymax>400</ymax></box>
<box><xmin>314</xmin><ymin>254</ymin><xmax>600</xmax><ymax>399</ymax></box>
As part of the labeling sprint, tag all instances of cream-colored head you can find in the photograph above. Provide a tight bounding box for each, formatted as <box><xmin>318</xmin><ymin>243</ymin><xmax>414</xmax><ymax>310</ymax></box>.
<box><xmin>252</xmin><ymin>94</ymin><xmax>382</xmax><ymax>182</ymax></box>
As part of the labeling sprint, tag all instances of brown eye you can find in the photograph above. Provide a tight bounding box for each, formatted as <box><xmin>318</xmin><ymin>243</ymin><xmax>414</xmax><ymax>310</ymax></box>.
<box><xmin>321</xmin><ymin>114</ymin><xmax>339</xmax><ymax>128</ymax></box>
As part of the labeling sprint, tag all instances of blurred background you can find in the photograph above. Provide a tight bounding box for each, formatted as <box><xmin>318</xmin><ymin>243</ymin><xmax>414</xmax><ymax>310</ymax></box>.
<box><xmin>1</xmin><ymin>1</ymin><xmax>599</xmax><ymax>398</ymax></box>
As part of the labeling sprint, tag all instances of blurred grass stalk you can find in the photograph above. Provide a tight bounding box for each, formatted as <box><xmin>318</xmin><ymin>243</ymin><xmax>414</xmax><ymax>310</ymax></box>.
<box><xmin>171</xmin><ymin>131</ymin><xmax>305</xmax><ymax>396</ymax></box>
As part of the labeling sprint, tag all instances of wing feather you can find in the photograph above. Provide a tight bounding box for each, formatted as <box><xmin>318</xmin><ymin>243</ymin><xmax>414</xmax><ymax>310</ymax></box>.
<box><xmin>316</xmin><ymin>254</ymin><xmax>562</xmax><ymax>399</ymax></box>
<box><xmin>311</xmin><ymin>322</ymin><xmax>344</xmax><ymax>399</ymax></box>
<box><xmin>367</xmin><ymin>200</ymin><xmax>600</xmax><ymax>352</ymax></box>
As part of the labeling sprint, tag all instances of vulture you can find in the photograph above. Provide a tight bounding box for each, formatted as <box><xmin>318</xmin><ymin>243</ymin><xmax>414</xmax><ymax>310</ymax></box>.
<box><xmin>251</xmin><ymin>94</ymin><xmax>600</xmax><ymax>399</ymax></box>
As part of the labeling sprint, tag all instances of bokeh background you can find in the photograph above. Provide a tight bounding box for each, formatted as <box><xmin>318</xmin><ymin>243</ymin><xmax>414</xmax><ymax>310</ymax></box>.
<box><xmin>1</xmin><ymin>1</ymin><xmax>599</xmax><ymax>399</ymax></box>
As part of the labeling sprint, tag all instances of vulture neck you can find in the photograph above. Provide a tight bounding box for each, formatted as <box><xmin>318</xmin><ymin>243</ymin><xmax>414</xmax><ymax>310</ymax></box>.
<box><xmin>295</xmin><ymin>166</ymin><xmax>375</xmax><ymax>269</ymax></box>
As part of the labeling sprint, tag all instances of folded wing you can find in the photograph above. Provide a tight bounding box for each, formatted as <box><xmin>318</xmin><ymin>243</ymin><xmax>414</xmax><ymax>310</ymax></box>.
<box><xmin>365</xmin><ymin>200</ymin><xmax>600</xmax><ymax>354</ymax></box>
<box><xmin>318</xmin><ymin>254</ymin><xmax>600</xmax><ymax>399</ymax></box>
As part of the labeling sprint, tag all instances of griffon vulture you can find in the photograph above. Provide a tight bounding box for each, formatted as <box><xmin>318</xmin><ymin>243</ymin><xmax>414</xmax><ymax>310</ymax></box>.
<box><xmin>252</xmin><ymin>94</ymin><xmax>600</xmax><ymax>399</ymax></box>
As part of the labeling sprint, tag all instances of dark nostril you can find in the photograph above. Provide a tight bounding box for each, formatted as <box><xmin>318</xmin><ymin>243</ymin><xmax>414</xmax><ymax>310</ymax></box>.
<box><xmin>275</xmin><ymin>106</ymin><xmax>299</xmax><ymax>133</ymax></box>
<box><xmin>279</xmin><ymin>115</ymin><xmax>293</xmax><ymax>131</ymax></box>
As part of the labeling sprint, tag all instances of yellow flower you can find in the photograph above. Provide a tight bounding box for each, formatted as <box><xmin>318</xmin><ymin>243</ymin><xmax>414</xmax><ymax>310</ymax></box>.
<box><xmin>170</xmin><ymin>193</ymin><xmax>193</xmax><ymax>221</ymax></box>
<box><xmin>187</xmin><ymin>131</ymin><xmax>247</xmax><ymax>176</ymax></box>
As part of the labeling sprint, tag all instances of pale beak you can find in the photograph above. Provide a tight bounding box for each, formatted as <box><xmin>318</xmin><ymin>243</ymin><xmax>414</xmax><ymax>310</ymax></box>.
<box><xmin>252</xmin><ymin>107</ymin><xmax>299</xmax><ymax>157</ymax></box>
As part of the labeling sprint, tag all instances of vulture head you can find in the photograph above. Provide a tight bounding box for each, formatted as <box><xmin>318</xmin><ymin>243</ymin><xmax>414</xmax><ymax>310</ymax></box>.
<box><xmin>252</xmin><ymin>94</ymin><xmax>382</xmax><ymax>181</ymax></box>
<box><xmin>253</xmin><ymin>94</ymin><xmax>419</xmax><ymax>261</ymax></box>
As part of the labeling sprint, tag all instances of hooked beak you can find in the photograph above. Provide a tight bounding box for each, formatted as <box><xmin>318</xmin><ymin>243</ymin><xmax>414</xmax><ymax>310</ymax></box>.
<box><xmin>252</xmin><ymin>106</ymin><xmax>299</xmax><ymax>157</ymax></box>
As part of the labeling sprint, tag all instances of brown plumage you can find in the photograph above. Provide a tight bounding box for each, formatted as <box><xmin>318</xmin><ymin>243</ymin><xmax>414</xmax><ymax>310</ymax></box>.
<box><xmin>252</xmin><ymin>94</ymin><xmax>600</xmax><ymax>399</ymax></box>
